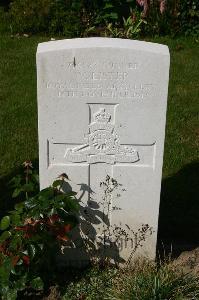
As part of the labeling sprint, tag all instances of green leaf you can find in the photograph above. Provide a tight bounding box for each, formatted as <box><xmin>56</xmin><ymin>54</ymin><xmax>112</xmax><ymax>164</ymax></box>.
<box><xmin>104</xmin><ymin>3</ymin><xmax>114</xmax><ymax>9</ymax></box>
<box><xmin>8</xmin><ymin>175</ymin><xmax>21</xmax><ymax>188</ymax></box>
<box><xmin>39</xmin><ymin>187</ymin><xmax>54</xmax><ymax>199</ymax></box>
<box><xmin>28</xmin><ymin>244</ymin><xmax>36</xmax><ymax>259</ymax></box>
<box><xmin>16</xmin><ymin>259</ymin><xmax>23</xmax><ymax>266</ymax></box>
<box><xmin>66</xmin><ymin>191</ymin><xmax>77</xmax><ymax>196</ymax></box>
<box><xmin>4</xmin><ymin>289</ymin><xmax>17</xmax><ymax>300</ymax></box>
<box><xmin>13</xmin><ymin>275</ymin><xmax>27</xmax><ymax>290</ymax></box>
<box><xmin>0</xmin><ymin>285</ymin><xmax>9</xmax><ymax>296</ymax></box>
<box><xmin>12</xmin><ymin>188</ymin><xmax>22</xmax><ymax>198</ymax></box>
<box><xmin>58</xmin><ymin>210</ymin><xmax>78</xmax><ymax>227</ymax></box>
<box><xmin>10</xmin><ymin>214</ymin><xmax>21</xmax><ymax>226</ymax></box>
<box><xmin>52</xmin><ymin>180</ymin><xmax>63</xmax><ymax>188</ymax></box>
<box><xmin>30</xmin><ymin>277</ymin><xmax>44</xmax><ymax>290</ymax></box>
<box><xmin>22</xmin><ymin>183</ymin><xmax>34</xmax><ymax>192</ymax></box>
<box><xmin>37</xmin><ymin>243</ymin><xmax>44</xmax><ymax>251</ymax></box>
<box><xmin>10</xmin><ymin>265</ymin><xmax>25</xmax><ymax>277</ymax></box>
<box><xmin>53</xmin><ymin>194</ymin><xmax>67</xmax><ymax>203</ymax></box>
<box><xmin>0</xmin><ymin>216</ymin><xmax>10</xmax><ymax>230</ymax></box>
<box><xmin>10</xmin><ymin>268</ymin><xmax>18</xmax><ymax>275</ymax></box>
<box><xmin>103</xmin><ymin>12</ymin><xmax>118</xmax><ymax>20</ymax></box>
<box><xmin>46</xmin><ymin>208</ymin><xmax>56</xmax><ymax>217</ymax></box>
<box><xmin>14</xmin><ymin>202</ymin><xmax>24</xmax><ymax>212</ymax></box>
<box><xmin>21</xmin><ymin>250</ymin><xmax>28</xmax><ymax>256</ymax></box>
<box><xmin>24</xmin><ymin>198</ymin><xmax>37</xmax><ymax>209</ymax></box>
<box><xmin>0</xmin><ymin>257</ymin><xmax>12</xmax><ymax>284</ymax></box>
<box><xmin>32</xmin><ymin>173</ymin><xmax>39</xmax><ymax>183</ymax></box>
<box><xmin>10</xmin><ymin>234</ymin><xmax>22</xmax><ymax>250</ymax></box>
<box><xmin>63</xmin><ymin>198</ymin><xmax>80</xmax><ymax>212</ymax></box>
<box><xmin>0</xmin><ymin>231</ymin><xmax>11</xmax><ymax>242</ymax></box>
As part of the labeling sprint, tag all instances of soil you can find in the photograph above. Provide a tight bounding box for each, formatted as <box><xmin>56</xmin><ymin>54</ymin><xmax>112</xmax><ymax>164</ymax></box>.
<box><xmin>17</xmin><ymin>286</ymin><xmax>61</xmax><ymax>300</ymax></box>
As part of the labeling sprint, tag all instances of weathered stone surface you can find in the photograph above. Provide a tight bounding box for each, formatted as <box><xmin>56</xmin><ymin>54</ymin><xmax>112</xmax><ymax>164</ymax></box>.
<box><xmin>37</xmin><ymin>38</ymin><xmax>170</xmax><ymax>263</ymax></box>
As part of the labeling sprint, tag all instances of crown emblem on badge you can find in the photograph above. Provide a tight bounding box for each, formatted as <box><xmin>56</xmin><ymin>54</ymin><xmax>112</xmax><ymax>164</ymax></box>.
<box><xmin>94</xmin><ymin>108</ymin><xmax>111</xmax><ymax>123</ymax></box>
<box><xmin>64</xmin><ymin>106</ymin><xmax>139</xmax><ymax>165</ymax></box>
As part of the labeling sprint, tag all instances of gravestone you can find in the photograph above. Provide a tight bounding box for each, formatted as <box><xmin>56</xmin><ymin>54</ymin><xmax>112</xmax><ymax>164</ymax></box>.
<box><xmin>37</xmin><ymin>38</ymin><xmax>170</xmax><ymax>263</ymax></box>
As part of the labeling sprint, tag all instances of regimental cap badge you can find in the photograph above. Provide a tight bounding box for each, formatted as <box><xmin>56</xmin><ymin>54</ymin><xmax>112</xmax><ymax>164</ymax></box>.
<box><xmin>94</xmin><ymin>108</ymin><xmax>111</xmax><ymax>124</ymax></box>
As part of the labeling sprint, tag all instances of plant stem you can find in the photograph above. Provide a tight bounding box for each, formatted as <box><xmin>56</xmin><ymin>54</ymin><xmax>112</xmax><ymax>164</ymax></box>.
<box><xmin>25</xmin><ymin>165</ymin><xmax>29</xmax><ymax>200</ymax></box>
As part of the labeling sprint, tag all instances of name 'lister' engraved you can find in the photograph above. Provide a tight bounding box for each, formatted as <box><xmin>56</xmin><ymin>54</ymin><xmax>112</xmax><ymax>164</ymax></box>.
<box><xmin>64</xmin><ymin>108</ymin><xmax>139</xmax><ymax>165</ymax></box>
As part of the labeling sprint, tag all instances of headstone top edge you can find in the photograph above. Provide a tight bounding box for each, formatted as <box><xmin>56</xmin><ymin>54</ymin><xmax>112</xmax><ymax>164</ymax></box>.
<box><xmin>37</xmin><ymin>37</ymin><xmax>169</xmax><ymax>56</ymax></box>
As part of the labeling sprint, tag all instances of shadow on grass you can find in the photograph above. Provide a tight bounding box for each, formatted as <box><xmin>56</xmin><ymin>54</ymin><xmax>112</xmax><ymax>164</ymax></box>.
<box><xmin>157</xmin><ymin>161</ymin><xmax>199</xmax><ymax>258</ymax></box>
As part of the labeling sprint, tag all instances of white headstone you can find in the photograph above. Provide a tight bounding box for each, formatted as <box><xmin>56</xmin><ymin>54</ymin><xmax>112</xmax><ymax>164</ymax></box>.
<box><xmin>37</xmin><ymin>38</ymin><xmax>170</xmax><ymax>263</ymax></box>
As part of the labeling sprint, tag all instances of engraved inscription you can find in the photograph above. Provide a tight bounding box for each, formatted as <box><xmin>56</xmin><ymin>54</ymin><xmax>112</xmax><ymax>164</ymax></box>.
<box><xmin>63</xmin><ymin>61</ymin><xmax>138</xmax><ymax>70</ymax></box>
<box><xmin>73</xmin><ymin>71</ymin><xmax>128</xmax><ymax>81</ymax></box>
<box><xmin>45</xmin><ymin>59</ymin><xmax>154</xmax><ymax>100</ymax></box>
<box><xmin>64</xmin><ymin>108</ymin><xmax>139</xmax><ymax>165</ymax></box>
<box><xmin>46</xmin><ymin>81</ymin><xmax>153</xmax><ymax>100</ymax></box>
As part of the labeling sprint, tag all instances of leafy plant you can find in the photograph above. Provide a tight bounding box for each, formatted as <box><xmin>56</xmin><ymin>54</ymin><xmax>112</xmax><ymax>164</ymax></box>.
<box><xmin>9</xmin><ymin>0</ymin><xmax>52</xmax><ymax>34</ymax></box>
<box><xmin>178</xmin><ymin>0</ymin><xmax>199</xmax><ymax>37</ymax></box>
<box><xmin>9</xmin><ymin>0</ymin><xmax>86</xmax><ymax>36</ymax></box>
<box><xmin>105</xmin><ymin>23</ymin><xmax>123</xmax><ymax>38</ymax></box>
<box><xmin>0</xmin><ymin>162</ymin><xmax>79</xmax><ymax>299</ymax></box>
<box><xmin>123</xmin><ymin>9</ymin><xmax>147</xmax><ymax>38</ymax></box>
<box><xmin>95</xmin><ymin>0</ymin><xmax>120</xmax><ymax>25</ymax></box>
<box><xmin>105</xmin><ymin>10</ymin><xmax>146</xmax><ymax>38</ymax></box>
<box><xmin>3</xmin><ymin>0</ymin><xmax>199</xmax><ymax>36</ymax></box>
<box><xmin>140</xmin><ymin>0</ymin><xmax>199</xmax><ymax>37</ymax></box>
<box><xmin>8</xmin><ymin>160</ymin><xmax>39</xmax><ymax>200</ymax></box>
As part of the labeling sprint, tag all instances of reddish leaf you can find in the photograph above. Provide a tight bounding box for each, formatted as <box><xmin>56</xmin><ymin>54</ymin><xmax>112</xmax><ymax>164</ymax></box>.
<box><xmin>15</xmin><ymin>226</ymin><xmax>26</xmax><ymax>231</ymax></box>
<box><xmin>64</xmin><ymin>224</ymin><xmax>71</xmax><ymax>233</ymax></box>
<box><xmin>56</xmin><ymin>235</ymin><xmax>69</xmax><ymax>242</ymax></box>
<box><xmin>12</xmin><ymin>255</ymin><xmax>20</xmax><ymax>266</ymax></box>
<box><xmin>23</xmin><ymin>255</ymin><xmax>30</xmax><ymax>265</ymax></box>
<box><xmin>23</xmin><ymin>232</ymin><xmax>33</xmax><ymax>239</ymax></box>
<box><xmin>48</xmin><ymin>214</ymin><xmax>60</xmax><ymax>224</ymax></box>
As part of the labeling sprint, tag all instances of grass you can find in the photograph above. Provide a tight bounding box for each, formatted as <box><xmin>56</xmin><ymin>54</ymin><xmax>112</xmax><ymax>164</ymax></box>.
<box><xmin>60</xmin><ymin>259</ymin><xmax>199</xmax><ymax>300</ymax></box>
<box><xmin>158</xmin><ymin>37</ymin><xmax>199</xmax><ymax>177</ymax></box>
<box><xmin>110</xmin><ymin>259</ymin><xmax>199</xmax><ymax>300</ymax></box>
<box><xmin>0</xmin><ymin>34</ymin><xmax>48</xmax><ymax>176</ymax></box>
